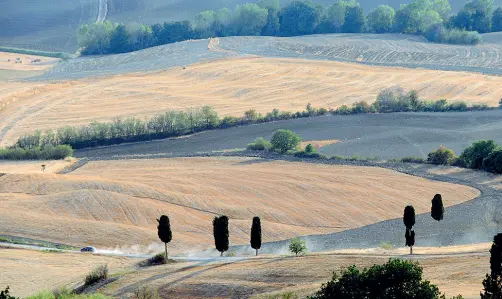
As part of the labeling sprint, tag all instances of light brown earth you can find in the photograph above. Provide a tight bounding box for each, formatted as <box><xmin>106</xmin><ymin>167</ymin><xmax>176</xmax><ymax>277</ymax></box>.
<box><xmin>2</xmin><ymin>57</ymin><xmax>502</xmax><ymax>145</ymax></box>
<box><xmin>0</xmin><ymin>157</ymin><xmax>479</xmax><ymax>254</ymax></box>
<box><xmin>0</xmin><ymin>247</ymin><xmax>136</xmax><ymax>297</ymax></box>
<box><xmin>0</xmin><ymin>159</ymin><xmax>74</xmax><ymax>174</ymax></box>
<box><xmin>0</xmin><ymin>52</ymin><xmax>59</xmax><ymax>72</ymax></box>
<box><xmin>0</xmin><ymin>245</ymin><xmax>490</xmax><ymax>298</ymax></box>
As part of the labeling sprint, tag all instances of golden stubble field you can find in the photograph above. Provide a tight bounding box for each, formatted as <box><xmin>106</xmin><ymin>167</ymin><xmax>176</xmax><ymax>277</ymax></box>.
<box><xmin>0</xmin><ymin>157</ymin><xmax>479</xmax><ymax>254</ymax></box>
<box><xmin>0</xmin><ymin>245</ymin><xmax>489</xmax><ymax>298</ymax></box>
<box><xmin>2</xmin><ymin>56</ymin><xmax>502</xmax><ymax>145</ymax></box>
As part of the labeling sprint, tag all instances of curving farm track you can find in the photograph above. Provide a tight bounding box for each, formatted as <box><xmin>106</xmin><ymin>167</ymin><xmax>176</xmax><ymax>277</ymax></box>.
<box><xmin>96</xmin><ymin>0</ymin><xmax>107</xmax><ymax>23</ymax></box>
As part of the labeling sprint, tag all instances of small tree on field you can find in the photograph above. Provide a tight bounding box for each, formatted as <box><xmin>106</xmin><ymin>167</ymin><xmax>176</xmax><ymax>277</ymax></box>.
<box><xmin>427</xmin><ymin>145</ymin><xmax>457</xmax><ymax>165</ymax></box>
<box><xmin>403</xmin><ymin>205</ymin><xmax>416</xmax><ymax>255</ymax></box>
<box><xmin>289</xmin><ymin>238</ymin><xmax>307</xmax><ymax>256</ymax></box>
<box><xmin>250</xmin><ymin>216</ymin><xmax>262</xmax><ymax>256</ymax></box>
<box><xmin>431</xmin><ymin>194</ymin><xmax>444</xmax><ymax>222</ymax></box>
<box><xmin>270</xmin><ymin>129</ymin><xmax>302</xmax><ymax>154</ymax></box>
<box><xmin>213</xmin><ymin>215</ymin><xmax>229</xmax><ymax>256</ymax></box>
<box><xmin>305</xmin><ymin>143</ymin><xmax>316</xmax><ymax>153</ymax></box>
<box><xmin>481</xmin><ymin>233</ymin><xmax>502</xmax><ymax>298</ymax></box>
<box><xmin>157</xmin><ymin>215</ymin><xmax>172</xmax><ymax>259</ymax></box>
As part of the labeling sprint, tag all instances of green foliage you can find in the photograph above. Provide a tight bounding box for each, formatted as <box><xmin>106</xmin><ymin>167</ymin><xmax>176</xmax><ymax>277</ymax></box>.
<box><xmin>427</xmin><ymin>145</ymin><xmax>457</xmax><ymax>165</ymax></box>
<box><xmin>482</xmin><ymin>150</ymin><xmax>502</xmax><ymax>174</ymax></box>
<box><xmin>403</xmin><ymin>205</ymin><xmax>416</xmax><ymax>230</ymax></box>
<box><xmin>233</xmin><ymin>4</ymin><xmax>268</xmax><ymax>36</ymax></box>
<box><xmin>309</xmin><ymin>259</ymin><xmax>443</xmax><ymax>299</ymax></box>
<box><xmin>324</xmin><ymin>0</ymin><xmax>359</xmax><ymax>32</ymax></box>
<box><xmin>431</xmin><ymin>194</ymin><xmax>444</xmax><ymax>221</ymax></box>
<box><xmin>459</xmin><ymin>139</ymin><xmax>499</xmax><ymax>169</ymax></box>
<box><xmin>0</xmin><ymin>47</ymin><xmax>70</xmax><ymax>59</ymax></box>
<box><xmin>481</xmin><ymin>233</ymin><xmax>502</xmax><ymax>298</ymax></box>
<box><xmin>368</xmin><ymin>5</ymin><xmax>396</xmax><ymax>33</ymax></box>
<box><xmin>426</xmin><ymin>24</ymin><xmax>482</xmax><ymax>45</ymax></box>
<box><xmin>251</xmin><ymin>216</ymin><xmax>262</xmax><ymax>255</ymax></box>
<box><xmin>342</xmin><ymin>5</ymin><xmax>365</xmax><ymax>33</ymax></box>
<box><xmin>289</xmin><ymin>238</ymin><xmax>307</xmax><ymax>256</ymax></box>
<box><xmin>379</xmin><ymin>242</ymin><xmax>393</xmax><ymax>250</ymax></box>
<box><xmin>394</xmin><ymin>0</ymin><xmax>443</xmax><ymax>34</ymax></box>
<box><xmin>0</xmin><ymin>145</ymin><xmax>73</xmax><ymax>160</ymax></box>
<box><xmin>400</xmin><ymin>156</ymin><xmax>426</xmax><ymax>163</ymax></box>
<box><xmin>0</xmin><ymin>287</ymin><xmax>17</xmax><ymax>299</ymax></box>
<box><xmin>258</xmin><ymin>292</ymin><xmax>299</xmax><ymax>299</ymax></box>
<box><xmin>271</xmin><ymin>129</ymin><xmax>302</xmax><ymax>154</ymax></box>
<box><xmin>109</xmin><ymin>24</ymin><xmax>130</xmax><ymax>53</ymax></box>
<box><xmin>213</xmin><ymin>215</ymin><xmax>230</xmax><ymax>256</ymax></box>
<box><xmin>247</xmin><ymin>137</ymin><xmax>272</xmax><ymax>151</ymax></box>
<box><xmin>279</xmin><ymin>1</ymin><xmax>323</xmax><ymax>36</ymax></box>
<box><xmin>84</xmin><ymin>265</ymin><xmax>108</xmax><ymax>287</ymax></box>
<box><xmin>454</xmin><ymin>0</ymin><xmax>493</xmax><ymax>33</ymax></box>
<box><xmin>492</xmin><ymin>7</ymin><xmax>502</xmax><ymax>32</ymax></box>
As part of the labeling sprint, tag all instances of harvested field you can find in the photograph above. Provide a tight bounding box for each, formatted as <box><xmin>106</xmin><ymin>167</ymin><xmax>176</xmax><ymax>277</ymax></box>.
<box><xmin>0</xmin><ymin>157</ymin><xmax>478</xmax><ymax>253</ymax></box>
<box><xmin>0</xmin><ymin>159</ymin><xmax>74</xmax><ymax>174</ymax></box>
<box><xmin>0</xmin><ymin>51</ymin><xmax>59</xmax><ymax>72</ymax></box>
<box><xmin>0</xmin><ymin>247</ymin><xmax>136</xmax><ymax>297</ymax></box>
<box><xmin>75</xmin><ymin>110</ymin><xmax>502</xmax><ymax>161</ymax></box>
<box><xmin>3</xmin><ymin>57</ymin><xmax>502</xmax><ymax>146</ymax></box>
<box><xmin>96</xmin><ymin>248</ymin><xmax>489</xmax><ymax>299</ymax></box>
<box><xmin>33</xmin><ymin>34</ymin><xmax>502</xmax><ymax>82</ymax></box>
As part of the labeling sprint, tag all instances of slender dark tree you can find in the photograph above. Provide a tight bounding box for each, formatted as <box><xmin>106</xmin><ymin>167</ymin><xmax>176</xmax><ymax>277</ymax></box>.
<box><xmin>403</xmin><ymin>205</ymin><xmax>416</xmax><ymax>255</ymax></box>
<box><xmin>213</xmin><ymin>215</ymin><xmax>229</xmax><ymax>256</ymax></box>
<box><xmin>157</xmin><ymin>215</ymin><xmax>172</xmax><ymax>259</ymax></box>
<box><xmin>431</xmin><ymin>194</ymin><xmax>444</xmax><ymax>222</ymax></box>
<box><xmin>250</xmin><ymin>216</ymin><xmax>262</xmax><ymax>256</ymax></box>
<box><xmin>481</xmin><ymin>233</ymin><xmax>502</xmax><ymax>298</ymax></box>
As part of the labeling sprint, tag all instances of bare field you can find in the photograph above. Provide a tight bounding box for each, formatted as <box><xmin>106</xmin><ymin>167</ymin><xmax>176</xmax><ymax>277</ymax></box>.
<box><xmin>0</xmin><ymin>52</ymin><xmax>59</xmax><ymax>72</ymax></box>
<box><xmin>0</xmin><ymin>159</ymin><xmax>74</xmax><ymax>174</ymax></box>
<box><xmin>3</xmin><ymin>57</ymin><xmax>502</xmax><ymax>145</ymax></box>
<box><xmin>0</xmin><ymin>157</ymin><xmax>478</xmax><ymax>253</ymax></box>
<box><xmin>0</xmin><ymin>247</ymin><xmax>136</xmax><ymax>298</ymax></box>
<box><xmin>97</xmin><ymin>248</ymin><xmax>488</xmax><ymax>299</ymax></box>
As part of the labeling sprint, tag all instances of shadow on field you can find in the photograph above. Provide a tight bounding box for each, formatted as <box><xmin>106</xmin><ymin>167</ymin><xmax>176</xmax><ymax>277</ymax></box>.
<box><xmin>233</xmin><ymin>158</ymin><xmax>272</xmax><ymax>166</ymax></box>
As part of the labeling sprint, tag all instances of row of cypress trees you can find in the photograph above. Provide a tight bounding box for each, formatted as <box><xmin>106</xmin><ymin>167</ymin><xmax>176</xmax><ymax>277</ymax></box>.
<box><xmin>157</xmin><ymin>215</ymin><xmax>262</xmax><ymax>258</ymax></box>
<box><xmin>403</xmin><ymin>194</ymin><xmax>445</xmax><ymax>255</ymax></box>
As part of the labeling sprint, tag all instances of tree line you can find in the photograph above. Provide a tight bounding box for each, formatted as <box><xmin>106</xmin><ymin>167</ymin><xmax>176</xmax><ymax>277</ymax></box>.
<box><xmin>77</xmin><ymin>0</ymin><xmax>500</xmax><ymax>55</ymax></box>
<box><xmin>11</xmin><ymin>90</ymin><xmax>494</xmax><ymax>153</ymax></box>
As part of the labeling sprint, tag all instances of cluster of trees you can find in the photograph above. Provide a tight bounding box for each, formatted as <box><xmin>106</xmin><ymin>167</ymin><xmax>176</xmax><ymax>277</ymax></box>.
<box><xmin>0</xmin><ymin>145</ymin><xmax>73</xmax><ymax>160</ymax></box>
<box><xmin>333</xmin><ymin>88</ymin><xmax>492</xmax><ymax>115</ymax></box>
<box><xmin>156</xmin><ymin>214</ymin><xmax>265</xmax><ymax>258</ymax></box>
<box><xmin>427</xmin><ymin>140</ymin><xmax>502</xmax><ymax>174</ymax></box>
<box><xmin>78</xmin><ymin>0</ymin><xmax>501</xmax><ymax>55</ymax></box>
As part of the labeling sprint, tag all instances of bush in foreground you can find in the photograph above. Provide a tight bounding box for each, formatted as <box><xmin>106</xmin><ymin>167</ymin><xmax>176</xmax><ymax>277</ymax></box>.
<box><xmin>247</xmin><ymin>137</ymin><xmax>272</xmax><ymax>151</ymax></box>
<box><xmin>309</xmin><ymin>259</ymin><xmax>461</xmax><ymax>299</ymax></box>
<box><xmin>0</xmin><ymin>287</ymin><xmax>17</xmax><ymax>299</ymax></box>
<box><xmin>133</xmin><ymin>286</ymin><xmax>160</xmax><ymax>299</ymax></box>
<box><xmin>459</xmin><ymin>139</ymin><xmax>499</xmax><ymax>170</ymax></box>
<box><xmin>27</xmin><ymin>288</ymin><xmax>110</xmax><ymax>299</ymax></box>
<box><xmin>288</xmin><ymin>238</ymin><xmax>307</xmax><ymax>257</ymax></box>
<box><xmin>84</xmin><ymin>265</ymin><xmax>108</xmax><ymax>287</ymax></box>
<box><xmin>271</xmin><ymin>130</ymin><xmax>302</xmax><ymax>154</ymax></box>
<box><xmin>427</xmin><ymin>146</ymin><xmax>457</xmax><ymax>165</ymax></box>
<box><xmin>138</xmin><ymin>253</ymin><xmax>167</xmax><ymax>267</ymax></box>
<box><xmin>426</xmin><ymin>24</ymin><xmax>482</xmax><ymax>45</ymax></box>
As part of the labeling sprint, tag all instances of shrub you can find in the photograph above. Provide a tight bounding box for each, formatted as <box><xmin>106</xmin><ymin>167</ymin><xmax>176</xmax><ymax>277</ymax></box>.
<box><xmin>84</xmin><ymin>265</ymin><xmax>108</xmax><ymax>287</ymax></box>
<box><xmin>400</xmin><ymin>156</ymin><xmax>426</xmax><ymax>163</ymax></box>
<box><xmin>288</xmin><ymin>238</ymin><xmax>307</xmax><ymax>256</ymax></box>
<box><xmin>482</xmin><ymin>150</ymin><xmax>502</xmax><ymax>174</ymax></box>
<box><xmin>133</xmin><ymin>286</ymin><xmax>160</xmax><ymax>299</ymax></box>
<box><xmin>379</xmin><ymin>242</ymin><xmax>393</xmax><ymax>250</ymax></box>
<box><xmin>309</xmin><ymin>259</ymin><xmax>456</xmax><ymax>299</ymax></box>
<box><xmin>427</xmin><ymin>146</ymin><xmax>457</xmax><ymax>165</ymax></box>
<box><xmin>459</xmin><ymin>140</ymin><xmax>499</xmax><ymax>169</ymax></box>
<box><xmin>139</xmin><ymin>253</ymin><xmax>167</xmax><ymax>267</ymax></box>
<box><xmin>426</xmin><ymin>24</ymin><xmax>482</xmax><ymax>45</ymax></box>
<box><xmin>0</xmin><ymin>145</ymin><xmax>73</xmax><ymax>160</ymax></box>
<box><xmin>0</xmin><ymin>287</ymin><xmax>17</xmax><ymax>299</ymax></box>
<box><xmin>247</xmin><ymin>137</ymin><xmax>272</xmax><ymax>151</ymax></box>
<box><xmin>27</xmin><ymin>288</ymin><xmax>110</xmax><ymax>299</ymax></box>
<box><xmin>270</xmin><ymin>130</ymin><xmax>302</xmax><ymax>154</ymax></box>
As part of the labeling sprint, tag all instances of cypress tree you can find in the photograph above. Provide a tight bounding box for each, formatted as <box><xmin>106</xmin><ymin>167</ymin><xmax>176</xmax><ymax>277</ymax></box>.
<box><xmin>157</xmin><ymin>215</ymin><xmax>172</xmax><ymax>259</ymax></box>
<box><xmin>431</xmin><ymin>194</ymin><xmax>444</xmax><ymax>221</ymax></box>
<box><xmin>213</xmin><ymin>215</ymin><xmax>229</xmax><ymax>256</ymax></box>
<box><xmin>481</xmin><ymin>233</ymin><xmax>502</xmax><ymax>298</ymax></box>
<box><xmin>250</xmin><ymin>216</ymin><xmax>262</xmax><ymax>256</ymax></box>
<box><xmin>403</xmin><ymin>205</ymin><xmax>416</xmax><ymax>255</ymax></box>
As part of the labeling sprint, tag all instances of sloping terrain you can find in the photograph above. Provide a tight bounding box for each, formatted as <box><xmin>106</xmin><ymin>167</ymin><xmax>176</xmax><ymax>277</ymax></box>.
<box><xmin>0</xmin><ymin>157</ymin><xmax>478</xmax><ymax>253</ymax></box>
<box><xmin>99</xmin><ymin>249</ymin><xmax>488</xmax><ymax>299</ymax></box>
<box><xmin>0</xmin><ymin>0</ymin><xmax>98</xmax><ymax>52</ymax></box>
<box><xmin>75</xmin><ymin>110</ymin><xmax>502</xmax><ymax>160</ymax></box>
<box><xmin>3</xmin><ymin>56</ymin><xmax>502</xmax><ymax>146</ymax></box>
<box><xmin>34</xmin><ymin>34</ymin><xmax>502</xmax><ymax>81</ymax></box>
<box><xmin>0</xmin><ymin>247</ymin><xmax>135</xmax><ymax>297</ymax></box>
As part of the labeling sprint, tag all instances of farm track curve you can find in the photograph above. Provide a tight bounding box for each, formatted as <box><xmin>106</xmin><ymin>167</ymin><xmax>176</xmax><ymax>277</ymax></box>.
<box><xmin>73</xmin><ymin>110</ymin><xmax>502</xmax><ymax>254</ymax></box>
